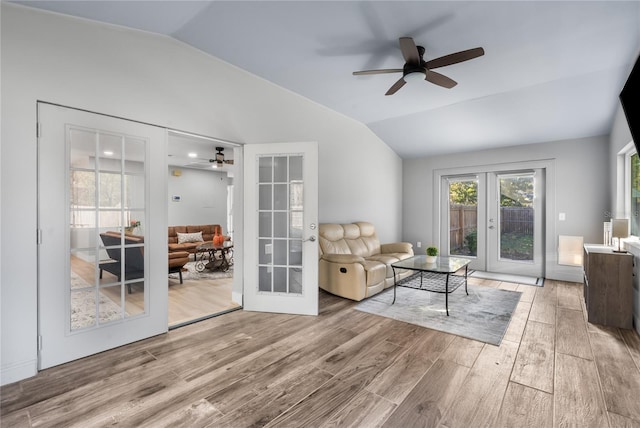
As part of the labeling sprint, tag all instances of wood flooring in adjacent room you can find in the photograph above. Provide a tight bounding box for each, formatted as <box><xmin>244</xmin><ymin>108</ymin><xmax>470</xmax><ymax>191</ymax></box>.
<box><xmin>2</xmin><ymin>278</ymin><xmax>640</xmax><ymax>427</ymax></box>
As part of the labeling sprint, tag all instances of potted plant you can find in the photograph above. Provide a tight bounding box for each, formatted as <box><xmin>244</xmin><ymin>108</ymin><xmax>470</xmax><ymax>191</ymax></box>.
<box><xmin>426</xmin><ymin>246</ymin><xmax>438</xmax><ymax>263</ymax></box>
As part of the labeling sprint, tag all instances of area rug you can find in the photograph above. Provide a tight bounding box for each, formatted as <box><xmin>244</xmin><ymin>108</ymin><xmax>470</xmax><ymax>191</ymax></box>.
<box><xmin>168</xmin><ymin>261</ymin><xmax>233</xmax><ymax>281</ymax></box>
<box><xmin>355</xmin><ymin>281</ymin><xmax>522</xmax><ymax>345</ymax></box>
<box><xmin>470</xmin><ymin>270</ymin><xmax>544</xmax><ymax>286</ymax></box>
<box><xmin>70</xmin><ymin>271</ymin><xmax>127</xmax><ymax>330</ymax></box>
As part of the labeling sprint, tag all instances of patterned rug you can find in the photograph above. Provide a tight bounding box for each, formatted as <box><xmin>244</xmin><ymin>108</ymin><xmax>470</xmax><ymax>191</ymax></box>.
<box><xmin>168</xmin><ymin>261</ymin><xmax>234</xmax><ymax>281</ymax></box>
<box><xmin>70</xmin><ymin>272</ymin><xmax>124</xmax><ymax>330</ymax></box>
<box><xmin>355</xmin><ymin>280</ymin><xmax>521</xmax><ymax>346</ymax></box>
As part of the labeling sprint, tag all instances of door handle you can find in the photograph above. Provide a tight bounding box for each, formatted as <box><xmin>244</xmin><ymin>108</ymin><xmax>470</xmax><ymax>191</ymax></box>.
<box><xmin>488</xmin><ymin>225</ymin><xmax>495</xmax><ymax>229</ymax></box>
<box><xmin>304</xmin><ymin>235</ymin><xmax>317</xmax><ymax>242</ymax></box>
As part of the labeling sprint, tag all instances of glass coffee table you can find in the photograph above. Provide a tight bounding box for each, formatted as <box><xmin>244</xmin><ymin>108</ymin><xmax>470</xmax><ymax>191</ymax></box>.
<box><xmin>391</xmin><ymin>255</ymin><xmax>471</xmax><ymax>316</ymax></box>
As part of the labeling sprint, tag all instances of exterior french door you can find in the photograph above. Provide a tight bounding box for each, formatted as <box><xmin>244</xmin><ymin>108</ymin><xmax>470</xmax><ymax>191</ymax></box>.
<box><xmin>442</xmin><ymin>169</ymin><xmax>544</xmax><ymax>277</ymax></box>
<box><xmin>243</xmin><ymin>142</ymin><xmax>318</xmax><ymax>315</ymax></box>
<box><xmin>442</xmin><ymin>175</ymin><xmax>486</xmax><ymax>271</ymax></box>
<box><xmin>487</xmin><ymin>171</ymin><xmax>544</xmax><ymax>276</ymax></box>
<box><xmin>38</xmin><ymin>104</ymin><xmax>168</xmax><ymax>369</ymax></box>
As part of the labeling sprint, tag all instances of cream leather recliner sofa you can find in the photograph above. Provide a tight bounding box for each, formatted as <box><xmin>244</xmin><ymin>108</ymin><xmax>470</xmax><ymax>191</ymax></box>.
<box><xmin>318</xmin><ymin>222</ymin><xmax>414</xmax><ymax>301</ymax></box>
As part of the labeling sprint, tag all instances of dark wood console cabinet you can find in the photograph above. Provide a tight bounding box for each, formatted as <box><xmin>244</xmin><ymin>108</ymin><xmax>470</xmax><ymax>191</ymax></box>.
<box><xmin>583</xmin><ymin>245</ymin><xmax>633</xmax><ymax>329</ymax></box>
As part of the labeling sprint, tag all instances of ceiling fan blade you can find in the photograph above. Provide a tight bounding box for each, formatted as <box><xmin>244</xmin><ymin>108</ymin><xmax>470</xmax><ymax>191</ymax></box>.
<box><xmin>426</xmin><ymin>47</ymin><xmax>485</xmax><ymax>69</ymax></box>
<box><xmin>399</xmin><ymin>37</ymin><xmax>420</xmax><ymax>64</ymax></box>
<box><xmin>353</xmin><ymin>69</ymin><xmax>403</xmax><ymax>76</ymax></box>
<box><xmin>425</xmin><ymin>70</ymin><xmax>457</xmax><ymax>88</ymax></box>
<box><xmin>385</xmin><ymin>77</ymin><xmax>406</xmax><ymax>96</ymax></box>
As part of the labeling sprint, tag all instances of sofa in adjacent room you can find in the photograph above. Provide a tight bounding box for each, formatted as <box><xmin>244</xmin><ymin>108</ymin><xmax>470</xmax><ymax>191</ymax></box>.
<box><xmin>168</xmin><ymin>224</ymin><xmax>223</xmax><ymax>254</ymax></box>
<box><xmin>318</xmin><ymin>221</ymin><xmax>414</xmax><ymax>301</ymax></box>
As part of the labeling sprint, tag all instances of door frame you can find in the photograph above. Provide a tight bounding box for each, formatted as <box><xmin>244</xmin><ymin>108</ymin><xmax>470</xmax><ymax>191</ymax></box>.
<box><xmin>433</xmin><ymin>159</ymin><xmax>556</xmax><ymax>278</ymax></box>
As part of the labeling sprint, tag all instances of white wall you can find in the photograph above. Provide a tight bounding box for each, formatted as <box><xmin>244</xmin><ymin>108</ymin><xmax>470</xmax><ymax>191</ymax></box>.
<box><xmin>403</xmin><ymin>135</ymin><xmax>610</xmax><ymax>281</ymax></box>
<box><xmin>0</xmin><ymin>4</ymin><xmax>403</xmax><ymax>385</ymax></box>
<box><xmin>167</xmin><ymin>167</ymin><xmax>229</xmax><ymax>229</ymax></box>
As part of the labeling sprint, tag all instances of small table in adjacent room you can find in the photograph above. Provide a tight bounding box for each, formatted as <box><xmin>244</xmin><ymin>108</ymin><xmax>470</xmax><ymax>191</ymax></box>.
<box><xmin>194</xmin><ymin>241</ymin><xmax>234</xmax><ymax>272</ymax></box>
<box><xmin>391</xmin><ymin>255</ymin><xmax>471</xmax><ymax>316</ymax></box>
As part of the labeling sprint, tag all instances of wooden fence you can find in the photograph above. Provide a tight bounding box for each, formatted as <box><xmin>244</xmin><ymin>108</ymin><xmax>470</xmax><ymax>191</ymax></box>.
<box><xmin>449</xmin><ymin>205</ymin><xmax>533</xmax><ymax>250</ymax></box>
<box><xmin>449</xmin><ymin>204</ymin><xmax>477</xmax><ymax>251</ymax></box>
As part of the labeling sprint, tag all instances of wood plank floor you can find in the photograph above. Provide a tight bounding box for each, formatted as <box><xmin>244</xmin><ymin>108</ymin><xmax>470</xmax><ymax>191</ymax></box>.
<box><xmin>3</xmin><ymin>278</ymin><xmax>640</xmax><ymax>427</ymax></box>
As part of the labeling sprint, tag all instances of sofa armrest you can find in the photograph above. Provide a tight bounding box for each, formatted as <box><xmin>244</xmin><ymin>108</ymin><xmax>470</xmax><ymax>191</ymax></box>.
<box><xmin>321</xmin><ymin>253</ymin><xmax>365</xmax><ymax>264</ymax></box>
<box><xmin>380</xmin><ymin>242</ymin><xmax>413</xmax><ymax>254</ymax></box>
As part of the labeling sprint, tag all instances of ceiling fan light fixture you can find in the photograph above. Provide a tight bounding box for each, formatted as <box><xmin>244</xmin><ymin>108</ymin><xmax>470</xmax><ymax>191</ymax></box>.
<box><xmin>404</xmin><ymin>71</ymin><xmax>426</xmax><ymax>84</ymax></box>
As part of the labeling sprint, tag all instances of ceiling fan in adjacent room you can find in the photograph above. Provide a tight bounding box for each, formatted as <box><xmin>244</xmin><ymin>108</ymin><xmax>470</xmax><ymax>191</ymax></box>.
<box><xmin>208</xmin><ymin>146</ymin><xmax>234</xmax><ymax>167</ymax></box>
<box><xmin>352</xmin><ymin>37</ymin><xmax>485</xmax><ymax>95</ymax></box>
<box><xmin>181</xmin><ymin>146</ymin><xmax>234</xmax><ymax>169</ymax></box>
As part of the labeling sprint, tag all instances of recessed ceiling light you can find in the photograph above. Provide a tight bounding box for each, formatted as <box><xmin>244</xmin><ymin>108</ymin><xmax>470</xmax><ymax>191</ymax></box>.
<box><xmin>188</xmin><ymin>152</ymin><xmax>198</xmax><ymax>158</ymax></box>
<box><xmin>103</xmin><ymin>150</ymin><xmax>114</xmax><ymax>156</ymax></box>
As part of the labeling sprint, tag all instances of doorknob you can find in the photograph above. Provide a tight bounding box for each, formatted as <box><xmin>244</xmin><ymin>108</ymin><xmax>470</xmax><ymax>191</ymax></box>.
<box><xmin>304</xmin><ymin>235</ymin><xmax>317</xmax><ymax>242</ymax></box>
<box><xmin>488</xmin><ymin>225</ymin><xmax>495</xmax><ymax>229</ymax></box>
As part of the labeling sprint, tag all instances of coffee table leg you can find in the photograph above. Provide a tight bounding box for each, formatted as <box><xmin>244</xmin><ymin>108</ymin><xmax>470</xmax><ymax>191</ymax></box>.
<box><xmin>392</xmin><ymin>266</ymin><xmax>397</xmax><ymax>304</ymax></box>
<box><xmin>445</xmin><ymin>273</ymin><xmax>450</xmax><ymax>316</ymax></box>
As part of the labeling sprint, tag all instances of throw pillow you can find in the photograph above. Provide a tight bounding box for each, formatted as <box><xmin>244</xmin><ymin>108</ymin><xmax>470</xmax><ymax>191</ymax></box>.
<box><xmin>177</xmin><ymin>231</ymin><xmax>203</xmax><ymax>244</ymax></box>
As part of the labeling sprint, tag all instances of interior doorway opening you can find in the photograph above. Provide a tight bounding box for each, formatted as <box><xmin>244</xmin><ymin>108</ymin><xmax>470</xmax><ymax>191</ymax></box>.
<box><xmin>166</xmin><ymin>130</ymin><xmax>241</xmax><ymax>328</ymax></box>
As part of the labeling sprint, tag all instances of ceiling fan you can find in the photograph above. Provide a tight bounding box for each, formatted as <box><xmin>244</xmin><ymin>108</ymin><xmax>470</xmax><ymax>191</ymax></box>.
<box><xmin>352</xmin><ymin>37</ymin><xmax>485</xmax><ymax>95</ymax></box>
<box><xmin>208</xmin><ymin>146</ymin><xmax>234</xmax><ymax>167</ymax></box>
<box><xmin>183</xmin><ymin>146</ymin><xmax>234</xmax><ymax>169</ymax></box>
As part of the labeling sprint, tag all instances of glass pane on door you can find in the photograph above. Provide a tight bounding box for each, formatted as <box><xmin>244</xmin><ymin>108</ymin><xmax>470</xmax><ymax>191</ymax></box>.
<box><xmin>448</xmin><ymin>178</ymin><xmax>478</xmax><ymax>257</ymax></box>
<box><xmin>498</xmin><ymin>173</ymin><xmax>534</xmax><ymax>261</ymax></box>
<box><xmin>68</xmin><ymin>126</ymin><xmax>147</xmax><ymax>331</ymax></box>
<box><xmin>257</xmin><ymin>154</ymin><xmax>304</xmax><ymax>295</ymax></box>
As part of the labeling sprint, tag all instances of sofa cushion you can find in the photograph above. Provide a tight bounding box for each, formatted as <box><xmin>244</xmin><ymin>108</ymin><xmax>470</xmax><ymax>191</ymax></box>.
<box><xmin>177</xmin><ymin>231</ymin><xmax>203</xmax><ymax>244</ymax></box>
<box><xmin>318</xmin><ymin>224</ymin><xmax>352</xmax><ymax>255</ymax></box>
<box><xmin>361</xmin><ymin>260</ymin><xmax>386</xmax><ymax>287</ymax></box>
<box><xmin>366</xmin><ymin>254</ymin><xmax>402</xmax><ymax>277</ymax></box>
<box><xmin>168</xmin><ymin>242</ymin><xmax>201</xmax><ymax>252</ymax></box>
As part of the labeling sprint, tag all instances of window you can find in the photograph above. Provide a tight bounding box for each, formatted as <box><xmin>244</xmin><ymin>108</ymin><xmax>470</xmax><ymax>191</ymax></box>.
<box><xmin>630</xmin><ymin>152</ymin><xmax>640</xmax><ymax>236</ymax></box>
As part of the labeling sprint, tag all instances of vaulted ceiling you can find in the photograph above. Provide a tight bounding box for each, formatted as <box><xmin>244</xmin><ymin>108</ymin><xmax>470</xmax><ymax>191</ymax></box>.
<box><xmin>15</xmin><ymin>1</ymin><xmax>640</xmax><ymax>158</ymax></box>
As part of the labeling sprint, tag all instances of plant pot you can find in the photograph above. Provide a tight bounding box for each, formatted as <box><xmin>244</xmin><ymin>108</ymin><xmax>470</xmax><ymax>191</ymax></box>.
<box><xmin>426</xmin><ymin>255</ymin><xmax>437</xmax><ymax>264</ymax></box>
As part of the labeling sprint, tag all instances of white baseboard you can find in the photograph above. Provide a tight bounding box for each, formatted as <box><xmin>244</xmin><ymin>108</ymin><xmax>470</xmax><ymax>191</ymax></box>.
<box><xmin>232</xmin><ymin>291</ymin><xmax>243</xmax><ymax>307</ymax></box>
<box><xmin>1</xmin><ymin>358</ymin><xmax>37</xmax><ymax>386</ymax></box>
<box><xmin>546</xmin><ymin>263</ymin><xmax>583</xmax><ymax>283</ymax></box>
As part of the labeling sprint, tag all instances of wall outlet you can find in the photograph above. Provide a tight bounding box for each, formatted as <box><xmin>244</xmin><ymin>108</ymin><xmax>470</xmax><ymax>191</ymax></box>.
<box><xmin>559</xmin><ymin>212</ymin><xmax>566</xmax><ymax>221</ymax></box>
<box><xmin>417</xmin><ymin>241</ymin><xmax>422</xmax><ymax>248</ymax></box>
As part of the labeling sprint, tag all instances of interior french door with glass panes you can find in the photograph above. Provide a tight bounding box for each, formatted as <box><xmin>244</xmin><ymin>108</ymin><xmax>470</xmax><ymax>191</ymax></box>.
<box><xmin>38</xmin><ymin>103</ymin><xmax>168</xmax><ymax>369</ymax></box>
<box><xmin>243</xmin><ymin>142</ymin><xmax>318</xmax><ymax>315</ymax></box>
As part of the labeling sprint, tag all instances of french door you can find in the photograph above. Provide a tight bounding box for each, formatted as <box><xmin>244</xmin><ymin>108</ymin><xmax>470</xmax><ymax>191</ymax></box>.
<box><xmin>38</xmin><ymin>104</ymin><xmax>168</xmax><ymax>369</ymax></box>
<box><xmin>441</xmin><ymin>169</ymin><xmax>544</xmax><ymax>277</ymax></box>
<box><xmin>243</xmin><ymin>142</ymin><xmax>318</xmax><ymax>315</ymax></box>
